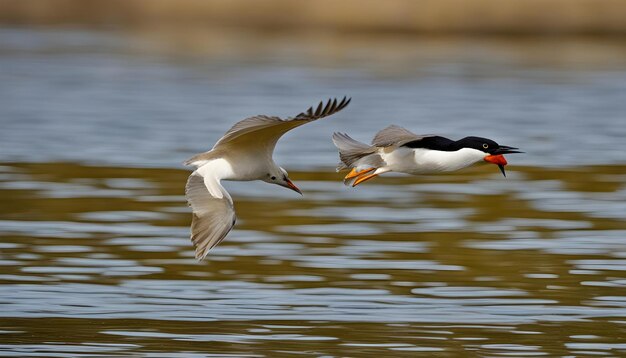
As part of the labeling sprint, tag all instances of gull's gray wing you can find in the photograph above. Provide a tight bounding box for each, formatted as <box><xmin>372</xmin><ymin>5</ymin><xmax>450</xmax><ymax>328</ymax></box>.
<box><xmin>187</xmin><ymin>97</ymin><xmax>351</xmax><ymax>164</ymax></box>
<box><xmin>185</xmin><ymin>172</ymin><xmax>236</xmax><ymax>260</ymax></box>
<box><xmin>371</xmin><ymin>125</ymin><xmax>434</xmax><ymax>148</ymax></box>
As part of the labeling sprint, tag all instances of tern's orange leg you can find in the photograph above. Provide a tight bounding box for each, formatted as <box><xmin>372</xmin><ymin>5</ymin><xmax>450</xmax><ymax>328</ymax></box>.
<box><xmin>352</xmin><ymin>172</ymin><xmax>379</xmax><ymax>187</ymax></box>
<box><xmin>345</xmin><ymin>167</ymin><xmax>375</xmax><ymax>180</ymax></box>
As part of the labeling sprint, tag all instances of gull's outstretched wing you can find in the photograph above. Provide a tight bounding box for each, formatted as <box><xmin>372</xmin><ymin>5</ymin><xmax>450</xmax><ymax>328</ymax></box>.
<box><xmin>186</xmin><ymin>97</ymin><xmax>351</xmax><ymax>164</ymax></box>
<box><xmin>185</xmin><ymin>172</ymin><xmax>236</xmax><ymax>260</ymax></box>
<box><xmin>371</xmin><ymin>125</ymin><xmax>434</xmax><ymax>148</ymax></box>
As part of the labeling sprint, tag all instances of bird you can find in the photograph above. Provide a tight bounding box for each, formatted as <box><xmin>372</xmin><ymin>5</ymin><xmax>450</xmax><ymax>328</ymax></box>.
<box><xmin>332</xmin><ymin>125</ymin><xmax>521</xmax><ymax>186</ymax></box>
<box><xmin>184</xmin><ymin>97</ymin><xmax>351</xmax><ymax>259</ymax></box>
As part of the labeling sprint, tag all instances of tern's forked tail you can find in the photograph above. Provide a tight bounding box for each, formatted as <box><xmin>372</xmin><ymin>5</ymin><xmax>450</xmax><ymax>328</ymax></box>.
<box><xmin>332</xmin><ymin>132</ymin><xmax>384</xmax><ymax>186</ymax></box>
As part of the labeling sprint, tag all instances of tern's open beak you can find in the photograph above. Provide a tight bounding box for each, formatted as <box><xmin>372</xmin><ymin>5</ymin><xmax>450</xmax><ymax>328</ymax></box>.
<box><xmin>485</xmin><ymin>146</ymin><xmax>522</xmax><ymax>177</ymax></box>
<box><xmin>284</xmin><ymin>178</ymin><xmax>303</xmax><ymax>195</ymax></box>
<box><xmin>484</xmin><ymin>154</ymin><xmax>508</xmax><ymax>177</ymax></box>
<box><xmin>494</xmin><ymin>146</ymin><xmax>523</xmax><ymax>155</ymax></box>
<box><xmin>497</xmin><ymin>164</ymin><xmax>507</xmax><ymax>177</ymax></box>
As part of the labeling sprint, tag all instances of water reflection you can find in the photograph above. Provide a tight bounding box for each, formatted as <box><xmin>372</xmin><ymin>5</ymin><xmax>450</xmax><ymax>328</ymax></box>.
<box><xmin>0</xmin><ymin>162</ymin><xmax>625</xmax><ymax>356</ymax></box>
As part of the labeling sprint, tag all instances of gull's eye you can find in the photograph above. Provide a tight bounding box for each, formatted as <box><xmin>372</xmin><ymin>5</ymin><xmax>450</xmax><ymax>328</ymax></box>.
<box><xmin>271</xmin><ymin>176</ymin><xmax>276</xmax><ymax>180</ymax></box>
<box><xmin>483</xmin><ymin>143</ymin><xmax>489</xmax><ymax>149</ymax></box>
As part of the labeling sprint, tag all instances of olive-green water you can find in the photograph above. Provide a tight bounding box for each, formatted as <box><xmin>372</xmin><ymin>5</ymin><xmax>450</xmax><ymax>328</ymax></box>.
<box><xmin>1</xmin><ymin>163</ymin><xmax>625</xmax><ymax>356</ymax></box>
<box><xmin>0</xmin><ymin>28</ymin><xmax>625</xmax><ymax>356</ymax></box>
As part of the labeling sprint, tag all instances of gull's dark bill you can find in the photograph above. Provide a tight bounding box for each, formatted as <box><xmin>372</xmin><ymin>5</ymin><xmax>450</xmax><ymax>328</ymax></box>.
<box><xmin>284</xmin><ymin>178</ymin><xmax>302</xmax><ymax>195</ymax></box>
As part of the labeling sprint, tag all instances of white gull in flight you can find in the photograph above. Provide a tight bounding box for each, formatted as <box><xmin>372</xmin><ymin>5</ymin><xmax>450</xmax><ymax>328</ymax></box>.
<box><xmin>185</xmin><ymin>97</ymin><xmax>351</xmax><ymax>259</ymax></box>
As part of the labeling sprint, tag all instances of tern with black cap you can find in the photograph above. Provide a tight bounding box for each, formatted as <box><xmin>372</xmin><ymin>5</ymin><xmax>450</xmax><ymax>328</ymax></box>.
<box><xmin>185</xmin><ymin>97</ymin><xmax>351</xmax><ymax>259</ymax></box>
<box><xmin>333</xmin><ymin>125</ymin><xmax>521</xmax><ymax>186</ymax></box>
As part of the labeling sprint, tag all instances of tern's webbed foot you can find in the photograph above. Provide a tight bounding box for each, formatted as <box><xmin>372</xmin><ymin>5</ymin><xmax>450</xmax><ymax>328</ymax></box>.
<box><xmin>344</xmin><ymin>167</ymin><xmax>375</xmax><ymax>180</ymax></box>
<box><xmin>352</xmin><ymin>172</ymin><xmax>378</xmax><ymax>187</ymax></box>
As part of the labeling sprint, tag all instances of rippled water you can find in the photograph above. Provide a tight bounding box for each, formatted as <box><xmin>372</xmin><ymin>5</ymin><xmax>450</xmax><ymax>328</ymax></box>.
<box><xmin>1</xmin><ymin>28</ymin><xmax>625</xmax><ymax>356</ymax></box>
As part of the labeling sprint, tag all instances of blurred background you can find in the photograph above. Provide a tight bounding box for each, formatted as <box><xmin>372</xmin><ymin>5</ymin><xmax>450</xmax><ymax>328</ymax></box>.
<box><xmin>1</xmin><ymin>1</ymin><xmax>625</xmax><ymax>357</ymax></box>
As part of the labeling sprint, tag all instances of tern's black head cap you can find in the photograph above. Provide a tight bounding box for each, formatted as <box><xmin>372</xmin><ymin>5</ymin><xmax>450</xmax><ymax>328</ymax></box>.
<box><xmin>457</xmin><ymin>136</ymin><xmax>521</xmax><ymax>155</ymax></box>
<box><xmin>457</xmin><ymin>136</ymin><xmax>500</xmax><ymax>154</ymax></box>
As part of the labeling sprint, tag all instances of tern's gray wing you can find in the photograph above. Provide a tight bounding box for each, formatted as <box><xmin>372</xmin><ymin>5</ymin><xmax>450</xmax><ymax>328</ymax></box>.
<box><xmin>371</xmin><ymin>125</ymin><xmax>435</xmax><ymax>148</ymax></box>
<box><xmin>212</xmin><ymin>97</ymin><xmax>350</xmax><ymax>155</ymax></box>
<box><xmin>185</xmin><ymin>172</ymin><xmax>236</xmax><ymax>260</ymax></box>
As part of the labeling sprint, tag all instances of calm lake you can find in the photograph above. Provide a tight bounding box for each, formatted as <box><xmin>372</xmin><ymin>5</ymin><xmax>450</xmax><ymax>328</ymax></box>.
<box><xmin>0</xmin><ymin>28</ymin><xmax>625</xmax><ymax>356</ymax></box>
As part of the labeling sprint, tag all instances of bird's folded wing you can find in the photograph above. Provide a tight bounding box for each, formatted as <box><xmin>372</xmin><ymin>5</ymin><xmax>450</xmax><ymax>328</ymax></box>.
<box><xmin>371</xmin><ymin>125</ymin><xmax>433</xmax><ymax>148</ymax></box>
<box><xmin>211</xmin><ymin>97</ymin><xmax>351</xmax><ymax>155</ymax></box>
<box><xmin>185</xmin><ymin>173</ymin><xmax>236</xmax><ymax>260</ymax></box>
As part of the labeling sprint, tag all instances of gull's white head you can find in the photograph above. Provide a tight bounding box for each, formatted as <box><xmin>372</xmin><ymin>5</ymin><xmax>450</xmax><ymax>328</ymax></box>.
<box><xmin>263</xmin><ymin>166</ymin><xmax>302</xmax><ymax>195</ymax></box>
